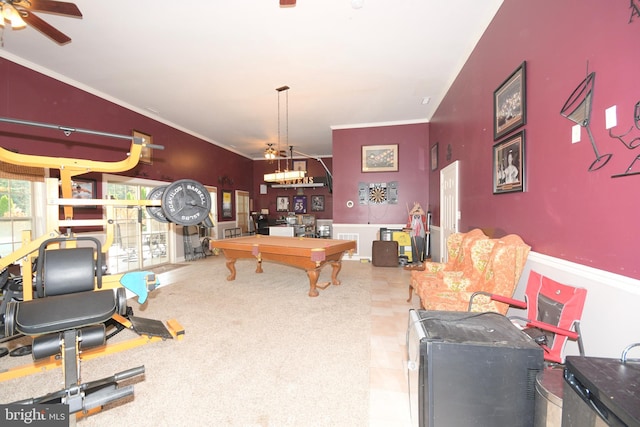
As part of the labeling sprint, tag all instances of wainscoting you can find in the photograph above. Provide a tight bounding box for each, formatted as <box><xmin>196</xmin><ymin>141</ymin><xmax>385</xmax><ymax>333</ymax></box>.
<box><xmin>332</xmin><ymin>223</ymin><xmax>407</xmax><ymax>261</ymax></box>
<box><xmin>428</xmin><ymin>225</ymin><xmax>640</xmax><ymax>360</ymax></box>
<box><xmin>515</xmin><ymin>251</ymin><xmax>640</xmax><ymax>359</ymax></box>
<box><xmin>322</xmin><ymin>223</ymin><xmax>639</xmax><ymax>360</ymax></box>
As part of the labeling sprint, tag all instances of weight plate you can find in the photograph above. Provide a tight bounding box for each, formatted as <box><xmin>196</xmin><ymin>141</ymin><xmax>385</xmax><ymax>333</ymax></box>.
<box><xmin>161</xmin><ymin>179</ymin><xmax>211</xmax><ymax>226</ymax></box>
<box><xmin>146</xmin><ymin>185</ymin><xmax>169</xmax><ymax>223</ymax></box>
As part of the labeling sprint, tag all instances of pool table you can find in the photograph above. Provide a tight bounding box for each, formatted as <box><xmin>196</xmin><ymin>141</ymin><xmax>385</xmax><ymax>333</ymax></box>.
<box><xmin>210</xmin><ymin>235</ymin><xmax>357</xmax><ymax>297</ymax></box>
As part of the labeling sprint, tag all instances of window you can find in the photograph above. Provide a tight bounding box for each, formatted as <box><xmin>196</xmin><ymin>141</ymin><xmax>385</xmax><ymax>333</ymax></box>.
<box><xmin>0</xmin><ymin>179</ymin><xmax>34</xmax><ymax>257</ymax></box>
<box><xmin>106</xmin><ymin>180</ymin><xmax>169</xmax><ymax>273</ymax></box>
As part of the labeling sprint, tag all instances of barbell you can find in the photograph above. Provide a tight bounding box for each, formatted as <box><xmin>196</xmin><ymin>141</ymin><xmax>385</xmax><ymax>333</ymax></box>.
<box><xmin>146</xmin><ymin>179</ymin><xmax>212</xmax><ymax>227</ymax></box>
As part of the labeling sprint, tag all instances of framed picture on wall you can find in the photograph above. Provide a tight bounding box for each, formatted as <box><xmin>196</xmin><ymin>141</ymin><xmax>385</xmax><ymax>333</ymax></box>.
<box><xmin>311</xmin><ymin>195</ymin><xmax>324</xmax><ymax>212</ymax></box>
<box><xmin>293</xmin><ymin>195</ymin><xmax>307</xmax><ymax>214</ymax></box>
<box><xmin>276</xmin><ymin>196</ymin><xmax>289</xmax><ymax>212</ymax></box>
<box><xmin>292</xmin><ymin>160</ymin><xmax>307</xmax><ymax>172</ymax></box>
<box><xmin>222</xmin><ymin>190</ymin><xmax>232</xmax><ymax>218</ymax></box>
<box><xmin>70</xmin><ymin>178</ymin><xmax>96</xmax><ymax>209</ymax></box>
<box><xmin>361</xmin><ymin>144</ymin><xmax>399</xmax><ymax>172</ymax></box>
<box><xmin>493</xmin><ymin>61</ymin><xmax>527</xmax><ymax>140</ymax></box>
<box><xmin>133</xmin><ymin>130</ymin><xmax>153</xmax><ymax>165</ymax></box>
<box><xmin>493</xmin><ymin>130</ymin><xmax>525</xmax><ymax>194</ymax></box>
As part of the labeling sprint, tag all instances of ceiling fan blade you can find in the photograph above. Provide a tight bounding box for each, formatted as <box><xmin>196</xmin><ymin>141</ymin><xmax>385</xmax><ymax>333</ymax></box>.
<box><xmin>21</xmin><ymin>11</ymin><xmax>72</xmax><ymax>44</ymax></box>
<box><xmin>16</xmin><ymin>0</ymin><xmax>82</xmax><ymax>17</ymax></box>
<box><xmin>280</xmin><ymin>0</ymin><xmax>296</xmax><ymax>6</ymax></box>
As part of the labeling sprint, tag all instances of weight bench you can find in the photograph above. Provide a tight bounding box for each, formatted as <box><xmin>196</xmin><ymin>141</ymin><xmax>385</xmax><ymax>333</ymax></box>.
<box><xmin>4</xmin><ymin>237</ymin><xmax>144</xmax><ymax>416</ymax></box>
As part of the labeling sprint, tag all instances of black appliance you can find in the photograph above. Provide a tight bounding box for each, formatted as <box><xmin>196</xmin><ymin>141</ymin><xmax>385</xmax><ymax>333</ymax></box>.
<box><xmin>563</xmin><ymin>355</ymin><xmax>640</xmax><ymax>427</ymax></box>
<box><xmin>406</xmin><ymin>310</ymin><xmax>543</xmax><ymax>427</ymax></box>
<box><xmin>255</xmin><ymin>214</ymin><xmax>269</xmax><ymax>235</ymax></box>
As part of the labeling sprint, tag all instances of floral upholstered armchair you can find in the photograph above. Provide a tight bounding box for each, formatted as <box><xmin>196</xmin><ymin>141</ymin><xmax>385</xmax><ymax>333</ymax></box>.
<box><xmin>407</xmin><ymin>228</ymin><xmax>488</xmax><ymax>303</ymax></box>
<box><xmin>417</xmin><ymin>234</ymin><xmax>531</xmax><ymax>315</ymax></box>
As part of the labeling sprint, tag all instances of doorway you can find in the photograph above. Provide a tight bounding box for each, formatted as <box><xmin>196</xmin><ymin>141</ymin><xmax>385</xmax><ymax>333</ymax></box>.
<box><xmin>439</xmin><ymin>160</ymin><xmax>460</xmax><ymax>262</ymax></box>
<box><xmin>236</xmin><ymin>190</ymin><xmax>250</xmax><ymax>234</ymax></box>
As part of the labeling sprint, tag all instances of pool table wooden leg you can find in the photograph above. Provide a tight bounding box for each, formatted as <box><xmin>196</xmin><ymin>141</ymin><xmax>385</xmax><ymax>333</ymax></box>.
<box><xmin>306</xmin><ymin>269</ymin><xmax>320</xmax><ymax>297</ymax></box>
<box><xmin>225</xmin><ymin>259</ymin><xmax>237</xmax><ymax>281</ymax></box>
<box><xmin>330</xmin><ymin>260</ymin><xmax>343</xmax><ymax>286</ymax></box>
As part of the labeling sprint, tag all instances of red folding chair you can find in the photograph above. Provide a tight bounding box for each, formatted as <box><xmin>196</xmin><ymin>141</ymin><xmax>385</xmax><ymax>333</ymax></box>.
<box><xmin>469</xmin><ymin>270</ymin><xmax>587</xmax><ymax>364</ymax></box>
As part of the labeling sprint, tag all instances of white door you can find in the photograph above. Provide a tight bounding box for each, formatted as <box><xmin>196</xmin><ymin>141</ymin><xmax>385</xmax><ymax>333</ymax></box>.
<box><xmin>205</xmin><ymin>185</ymin><xmax>217</xmax><ymax>238</ymax></box>
<box><xmin>236</xmin><ymin>190</ymin><xmax>250</xmax><ymax>234</ymax></box>
<box><xmin>440</xmin><ymin>160</ymin><xmax>460</xmax><ymax>262</ymax></box>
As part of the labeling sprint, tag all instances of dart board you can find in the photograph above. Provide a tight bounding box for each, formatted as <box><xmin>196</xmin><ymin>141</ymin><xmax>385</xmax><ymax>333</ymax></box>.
<box><xmin>368</xmin><ymin>183</ymin><xmax>388</xmax><ymax>204</ymax></box>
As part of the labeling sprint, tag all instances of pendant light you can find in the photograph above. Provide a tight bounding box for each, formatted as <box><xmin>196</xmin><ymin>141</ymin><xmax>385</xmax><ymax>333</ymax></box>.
<box><xmin>264</xmin><ymin>86</ymin><xmax>305</xmax><ymax>183</ymax></box>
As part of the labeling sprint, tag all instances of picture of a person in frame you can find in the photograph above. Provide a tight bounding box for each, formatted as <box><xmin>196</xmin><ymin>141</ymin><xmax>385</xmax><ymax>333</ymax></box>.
<box><xmin>504</xmin><ymin>149</ymin><xmax>519</xmax><ymax>184</ymax></box>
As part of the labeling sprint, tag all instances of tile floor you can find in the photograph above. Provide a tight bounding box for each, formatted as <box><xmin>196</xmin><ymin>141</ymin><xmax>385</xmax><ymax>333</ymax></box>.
<box><xmin>368</xmin><ymin>263</ymin><xmax>422</xmax><ymax>427</ymax></box>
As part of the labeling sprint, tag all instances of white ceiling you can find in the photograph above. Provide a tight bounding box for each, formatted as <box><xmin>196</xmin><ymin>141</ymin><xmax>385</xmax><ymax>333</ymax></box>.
<box><xmin>0</xmin><ymin>0</ymin><xmax>503</xmax><ymax>159</ymax></box>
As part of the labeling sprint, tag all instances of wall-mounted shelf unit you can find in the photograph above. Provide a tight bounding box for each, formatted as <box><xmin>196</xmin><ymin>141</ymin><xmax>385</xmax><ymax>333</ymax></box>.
<box><xmin>270</xmin><ymin>183</ymin><xmax>325</xmax><ymax>188</ymax></box>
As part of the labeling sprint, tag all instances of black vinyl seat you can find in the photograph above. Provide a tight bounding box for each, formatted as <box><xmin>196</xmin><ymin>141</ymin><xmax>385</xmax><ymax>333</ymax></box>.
<box><xmin>11</xmin><ymin>290</ymin><xmax>119</xmax><ymax>336</ymax></box>
<box><xmin>5</xmin><ymin>243</ymin><xmax>126</xmax><ymax>343</ymax></box>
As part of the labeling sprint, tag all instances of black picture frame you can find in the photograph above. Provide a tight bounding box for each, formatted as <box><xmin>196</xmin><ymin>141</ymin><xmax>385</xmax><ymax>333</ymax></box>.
<box><xmin>70</xmin><ymin>178</ymin><xmax>97</xmax><ymax>209</ymax></box>
<box><xmin>493</xmin><ymin>130</ymin><xmax>526</xmax><ymax>194</ymax></box>
<box><xmin>493</xmin><ymin>61</ymin><xmax>527</xmax><ymax>140</ymax></box>
<box><xmin>311</xmin><ymin>195</ymin><xmax>324</xmax><ymax>212</ymax></box>
<box><xmin>276</xmin><ymin>196</ymin><xmax>289</xmax><ymax>212</ymax></box>
<box><xmin>430</xmin><ymin>143</ymin><xmax>438</xmax><ymax>171</ymax></box>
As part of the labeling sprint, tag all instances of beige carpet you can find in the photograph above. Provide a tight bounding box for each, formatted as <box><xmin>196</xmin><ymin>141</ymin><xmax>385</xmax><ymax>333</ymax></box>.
<box><xmin>0</xmin><ymin>256</ymin><xmax>371</xmax><ymax>426</ymax></box>
<box><xmin>147</xmin><ymin>263</ymin><xmax>189</xmax><ymax>275</ymax></box>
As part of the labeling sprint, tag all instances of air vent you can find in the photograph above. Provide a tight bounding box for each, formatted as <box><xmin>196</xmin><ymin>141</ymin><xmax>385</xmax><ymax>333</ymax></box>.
<box><xmin>337</xmin><ymin>233</ymin><xmax>359</xmax><ymax>256</ymax></box>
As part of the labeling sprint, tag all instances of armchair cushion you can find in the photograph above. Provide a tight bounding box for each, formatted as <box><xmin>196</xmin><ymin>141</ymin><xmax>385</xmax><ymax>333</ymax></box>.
<box><xmin>409</xmin><ymin>229</ymin><xmax>488</xmax><ymax>299</ymax></box>
<box><xmin>416</xmin><ymin>234</ymin><xmax>531</xmax><ymax>315</ymax></box>
<box><xmin>413</xmin><ymin>231</ymin><xmax>493</xmax><ymax>293</ymax></box>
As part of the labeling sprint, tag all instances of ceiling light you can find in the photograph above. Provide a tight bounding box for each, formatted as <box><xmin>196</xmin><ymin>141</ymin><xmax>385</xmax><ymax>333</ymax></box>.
<box><xmin>2</xmin><ymin>4</ymin><xmax>26</xmax><ymax>29</ymax></box>
<box><xmin>421</xmin><ymin>97</ymin><xmax>431</xmax><ymax>105</ymax></box>
<box><xmin>351</xmin><ymin>0</ymin><xmax>364</xmax><ymax>9</ymax></box>
<box><xmin>263</xmin><ymin>170</ymin><xmax>306</xmax><ymax>182</ymax></box>
<box><xmin>264</xmin><ymin>144</ymin><xmax>277</xmax><ymax>160</ymax></box>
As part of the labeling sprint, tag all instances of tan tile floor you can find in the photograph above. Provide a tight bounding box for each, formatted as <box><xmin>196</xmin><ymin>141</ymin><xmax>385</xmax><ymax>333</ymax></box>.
<box><xmin>368</xmin><ymin>263</ymin><xmax>422</xmax><ymax>427</ymax></box>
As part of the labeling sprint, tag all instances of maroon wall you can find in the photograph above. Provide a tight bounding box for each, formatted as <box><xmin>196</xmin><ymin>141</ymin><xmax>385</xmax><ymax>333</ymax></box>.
<box><xmin>429</xmin><ymin>0</ymin><xmax>640</xmax><ymax>278</ymax></box>
<box><xmin>332</xmin><ymin>123</ymin><xmax>430</xmax><ymax>224</ymax></box>
<box><xmin>0</xmin><ymin>58</ymin><xmax>253</xmax><ymax>223</ymax></box>
<box><xmin>253</xmin><ymin>157</ymin><xmax>334</xmax><ymax>220</ymax></box>
<box><xmin>5</xmin><ymin>0</ymin><xmax>638</xmax><ymax>280</ymax></box>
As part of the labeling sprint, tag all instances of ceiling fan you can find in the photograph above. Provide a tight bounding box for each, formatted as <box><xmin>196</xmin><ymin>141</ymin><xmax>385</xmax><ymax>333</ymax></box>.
<box><xmin>0</xmin><ymin>0</ymin><xmax>82</xmax><ymax>45</ymax></box>
<box><xmin>264</xmin><ymin>143</ymin><xmax>287</xmax><ymax>159</ymax></box>
<box><xmin>280</xmin><ymin>0</ymin><xmax>296</xmax><ymax>6</ymax></box>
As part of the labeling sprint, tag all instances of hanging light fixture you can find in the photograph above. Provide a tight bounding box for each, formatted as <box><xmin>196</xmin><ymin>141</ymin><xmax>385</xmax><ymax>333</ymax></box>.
<box><xmin>264</xmin><ymin>85</ymin><xmax>306</xmax><ymax>183</ymax></box>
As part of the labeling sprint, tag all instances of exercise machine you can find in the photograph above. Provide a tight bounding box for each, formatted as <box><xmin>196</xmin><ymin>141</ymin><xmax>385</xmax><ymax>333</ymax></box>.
<box><xmin>0</xmin><ymin>116</ymin><xmax>211</xmax><ymax>419</ymax></box>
